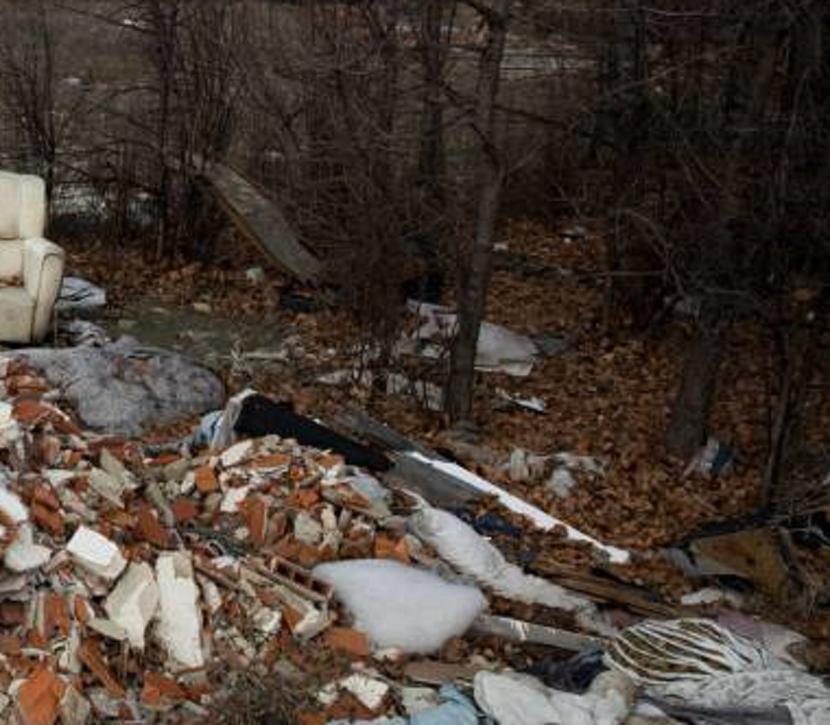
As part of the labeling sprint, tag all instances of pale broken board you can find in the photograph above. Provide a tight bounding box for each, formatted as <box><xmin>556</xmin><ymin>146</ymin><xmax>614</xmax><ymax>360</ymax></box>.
<box><xmin>201</xmin><ymin>162</ymin><xmax>322</xmax><ymax>285</ymax></box>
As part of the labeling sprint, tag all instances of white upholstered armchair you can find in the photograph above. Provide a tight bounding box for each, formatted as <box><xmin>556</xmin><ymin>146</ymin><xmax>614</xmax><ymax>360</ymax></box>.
<box><xmin>0</xmin><ymin>172</ymin><xmax>64</xmax><ymax>344</ymax></box>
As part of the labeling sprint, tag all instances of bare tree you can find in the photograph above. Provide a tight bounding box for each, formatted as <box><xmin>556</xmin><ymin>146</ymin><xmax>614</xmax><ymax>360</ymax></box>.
<box><xmin>446</xmin><ymin>0</ymin><xmax>512</xmax><ymax>424</ymax></box>
<box><xmin>0</xmin><ymin>1</ymin><xmax>60</xmax><ymax>199</ymax></box>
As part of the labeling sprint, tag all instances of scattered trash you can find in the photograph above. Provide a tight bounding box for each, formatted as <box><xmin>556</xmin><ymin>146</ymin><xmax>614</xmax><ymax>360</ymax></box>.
<box><xmin>474</xmin><ymin>669</ymin><xmax>636</xmax><ymax>725</ymax></box>
<box><xmin>688</xmin><ymin>528</ymin><xmax>789</xmax><ymax>595</ymax></box>
<box><xmin>496</xmin><ymin>389</ymin><xmax>546</xmax><ymax>414</ymax></box>
<box><xmin>685</xmin><ymin>437</ymin><xmax>735</xmax><ymax>477</ymax></box>
<box><xmin>547</xmin><ymin>453</ymin><xmax>606</xmax><ymax>499</ymax></box>
<box><xmin>56</xmin><ymin>277</ymin><xmax>107</xmax><ymax>311</ymax></box>
<box><xmin>400</xmin><ymin>302</ymin><xmax>539</xmax><ymax>377</ymax></box>
<box><xmin>404</xmin><ymin>452</ymin><xmax>629</xmax><ymax>564</ymax></box>
<box><xmin>409</xmin><ymin>685</ymin><xmax>479</xmax><ymax>725</ymax></box>
<box><xmin>195</xmin><ymin>390</ymin><xmax>391</xmax><ymax>470</ymax></box>
<box><xmin>244</xmin><ymin>266</ymin><xmax>266</xmax><ymax>285</ymax></box>
<box><xmin>606</xmin><ymin>619</ymin><xmax>830</xmax><ymax>724</ymax></box>
<box><xmin>0</xmin><ymin>351</ymin><xmax>820</xmax><ymax>723</ymax></box>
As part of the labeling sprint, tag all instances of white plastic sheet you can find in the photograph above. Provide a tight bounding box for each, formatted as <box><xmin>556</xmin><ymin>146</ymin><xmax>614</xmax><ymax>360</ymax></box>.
<box><xmin>409</xmin><ymin>506</ymin><xmax>615</xmax><ymax>636</ymax></box>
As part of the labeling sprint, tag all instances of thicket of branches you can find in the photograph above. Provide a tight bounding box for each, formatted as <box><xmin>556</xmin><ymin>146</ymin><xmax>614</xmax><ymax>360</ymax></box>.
<box><xmin>0</xmin><ymin>0</ymin><xmax>826</xmax><ymax>506</ymax></box>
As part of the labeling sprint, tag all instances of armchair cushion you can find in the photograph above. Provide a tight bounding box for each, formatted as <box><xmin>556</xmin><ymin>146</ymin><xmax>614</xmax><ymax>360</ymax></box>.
<box><xmin>0</xmin><ymin>240</ymin><xmax>23</xmax><ymax>279</ymax></box>
<box><xmin>0</xmin><ymin>171</ymin><xmax>62</xmax><ymax>344</ymax></box>
<box><xmin>0</xmin><ymin>173</ymin><xmax>46</xmax><ymax>240</ymax></box>
<box><xmin>0</xmin><ymin>287</ymin><xmax>34</xmax><ymax>343</ymax></box>
<box><xmin>24</xmin><ymin>238</ymin><xmax>64</xmax><ymax>343</ymax></box>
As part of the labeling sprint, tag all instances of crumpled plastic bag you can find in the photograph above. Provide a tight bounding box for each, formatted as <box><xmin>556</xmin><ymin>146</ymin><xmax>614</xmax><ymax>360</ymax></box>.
<box><xmin>411</xmin><ymin>685</ymin><xmax>479</xmax><ymax>725</ymax></box>
<box><xmin>473</xmin><ymin>670</ymin><xmax>635</xmax><ymax>725</ymax></box>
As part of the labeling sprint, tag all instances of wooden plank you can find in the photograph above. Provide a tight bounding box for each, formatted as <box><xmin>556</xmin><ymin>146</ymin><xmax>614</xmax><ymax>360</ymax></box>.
<box><xmin>200</xmin><ymin>162</ymin><xmax>322</xmax><ymax>285</ymax></box>
<box><xmin>531</xmin><ymin>561</ymin><xmax>688</xmax><ymax>619</ymax></box>
<box><xmin>473</xmin><ymin>615</ymin><xmax>603</xmax><ymax>652</ymax></box>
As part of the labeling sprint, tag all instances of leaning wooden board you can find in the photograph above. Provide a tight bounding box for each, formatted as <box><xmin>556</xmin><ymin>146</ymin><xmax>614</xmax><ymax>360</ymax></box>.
<box><xmin>201</xmin><ymin>162</ymin><xmax>322</xmax><ymax>285</ymax></box>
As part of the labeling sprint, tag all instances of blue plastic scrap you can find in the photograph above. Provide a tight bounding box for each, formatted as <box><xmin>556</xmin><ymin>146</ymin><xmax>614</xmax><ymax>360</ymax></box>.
<box><xmin>327</xmin><ymin>685</ymin><xmax>483</xmax><ymax>725</ymax></box>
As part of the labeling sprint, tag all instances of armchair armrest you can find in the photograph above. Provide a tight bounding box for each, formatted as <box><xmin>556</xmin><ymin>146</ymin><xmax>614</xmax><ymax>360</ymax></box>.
<box><xmin>23</xmin><ymin>237</ymin><xmax>65</xmax><ymax>343</ymax></box>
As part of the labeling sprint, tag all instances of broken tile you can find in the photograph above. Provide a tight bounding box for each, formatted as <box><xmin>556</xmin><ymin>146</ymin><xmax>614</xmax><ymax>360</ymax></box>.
<box><xmin>171</xmin><ymin>497</ymin><xmax>198</xmax><ymax>523</ymax></box>
<box><xmin>136</xmin><ymin>507</ymin><xmax>170</xmax><ymax>548</ymax></box>
<box><xmin>0</xmin><ymin>487</ymin><xmax>29</xmax><ymax>524</ymax></box>
<box><xmin>99</xmin><ymin>448</ymin><xmax>135</xmax><ymax>489</ymax></box>
<box><xmin>294</xmin><ymin>512</ymin><xmax>323</xmax><ymax>546</ymax></box>
<box><xmin>32</xmin><ymin>504</ymin><xmax>64</xmax><ymax>537</ymax></box>
<box><xmin>338</xmin><ymin>673</ymin><xmax>390</xmax><ymax>712</ymax></box>
<box><xmin>239</xmin><ymin>495</ymin><xmax>267</xmax><ymax>547</ymax></box>
<box><xmin>58</xmin><ymin>685</ymin><xmax>90</xmax><ymax>725</ymax></box>
<box><xmin>220</xmin><ymin>439</ymin><xmax>255</xmax><ymax>468</ymax></box>
<box><xmin>221</xmin><ymin>485</ymin><xmax>251</xmax><ymax>514</ymax></box>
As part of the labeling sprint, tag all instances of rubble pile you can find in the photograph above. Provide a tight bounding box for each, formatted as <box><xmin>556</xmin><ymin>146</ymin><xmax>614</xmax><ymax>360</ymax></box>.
<box><xmin>0</xmin><ymin>355</ymin><xmax>826</xmax><ymax>724</ymax></box>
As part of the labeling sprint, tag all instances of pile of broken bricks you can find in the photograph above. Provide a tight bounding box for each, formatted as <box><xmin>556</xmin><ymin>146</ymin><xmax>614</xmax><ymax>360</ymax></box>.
<box><xmin>0</xmin><ymin>356</ymin><xmax>602</xmax><ymax>724</ymax></box>
<box><xmin>3</xmin><ymin>355</ymin><xmax>826</xmax><ymax>725</ymax></box>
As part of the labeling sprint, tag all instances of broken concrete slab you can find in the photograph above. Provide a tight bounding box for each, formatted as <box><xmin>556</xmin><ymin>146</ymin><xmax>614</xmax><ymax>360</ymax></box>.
<box><xmin>7</xmin><ymin>338</ymin><xmax>224</xmax><ymax>436</ymax></box>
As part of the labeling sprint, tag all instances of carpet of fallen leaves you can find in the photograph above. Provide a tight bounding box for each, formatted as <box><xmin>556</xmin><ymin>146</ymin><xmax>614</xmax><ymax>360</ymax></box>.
<box><xmin>61</xmin><ymin>218</ymin><xmax>827</xmax><ymax>605</ymax></box>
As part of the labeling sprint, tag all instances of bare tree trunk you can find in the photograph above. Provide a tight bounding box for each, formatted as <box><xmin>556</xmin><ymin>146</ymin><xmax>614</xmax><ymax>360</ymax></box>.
<box><xmin>665</xmin><ymin>306</ymin><xmax>725</xmax><ymax>458</ymax></box>
<box><xmin>417</xmin><ymin>0</ymin><xmax>451</xmax><ymax>209</ymax></box>
<box><xmin>446</xmin><ymin>0</ymin><xmax>511</xmax><ymax>424</ymax></box>
<box><xmin>665</xmin><ymin>20</ymin><xmax>780</xmax><ymax>458</ymax></box>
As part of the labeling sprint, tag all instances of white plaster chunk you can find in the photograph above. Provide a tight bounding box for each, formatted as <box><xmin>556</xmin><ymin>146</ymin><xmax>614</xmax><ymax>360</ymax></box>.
<box><xmin>104</xmin><ymin>561</ymin><xmax>159</xmax><ymax>649</ymax></box>
<box><xmin>66</xmin><ymin>526</ymin><xmax>127</xmax><ymax>581</ymax></box>
<box><xmin>4</xmin><ymin>524</ymin><xmax>51</xmax><ymax>573</ymax></box>
<box><xmin>88</xmin><ymin>618</ymin><xmax>129</xmax><ymax>642</ymax></box>
<box><xmin>220</xmin><ymin>485</ymin><xmax>251</xmax><ymax>514</ymax></box>
<box><xmin>87</xmin><ymin>468</ymin><xmax>124</xmax><ymax>508</ymax></box>
<box><xmin>155</xmin><ymin>552</ymin><xmax>204</xmax><ymax>669</ymax></box>
<box><xmin>0</xmin><ymin>488</ymin><xmax>28</xmax><ymax>524</ymax></box>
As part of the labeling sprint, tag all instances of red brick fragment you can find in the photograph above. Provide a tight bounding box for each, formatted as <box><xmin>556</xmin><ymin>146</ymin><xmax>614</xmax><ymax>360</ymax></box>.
<box><xmin>325</xmin><ymin>627</ymin><xmax>370</xmax><ymax>659</ymax></box>
<box><xmin>0</xmin><ymin>634</ymin><xmax>21</xmax><ymax>655</ymax></box>
<box><xmin>78</xmin><ymin>638</ymin><xmax>126</xmax><ymax>699</ymax></box>
<box><xmin>194</xmin><ymin>465</ymin><xmax>218</xmax><ymax>494</ymax></box>
<box><xmin>32</xmin><ymin>504</ymin><xmax>64</xmax><ymax>537</ymax></box>
<box><xmin>42</xmin><ymin>594</ymin><xmax>70</xmax><ymax>638</ymax></box>
<box><xmin>17</xmin><ymin>664</ymin><xmax>66</xmax><ymax>725</ymax></box>
<box><xmin>141</xmin><ymin>672</ymin><xmax>186</xmax><ymax>708</ymax></box>
<box><xmin>171</xmin><ymin>497</ymin><xmax>198</xmax><ymax>523</ymax></box>
<box><xmin>136</xmin><ymin>507</ymin><xmax>170</xmax><ymax>548</ymax></box>
<box><xmin>239</xmin><ymin>495</ymin><xmax>267</xmax><ymax>547</ymax></box>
